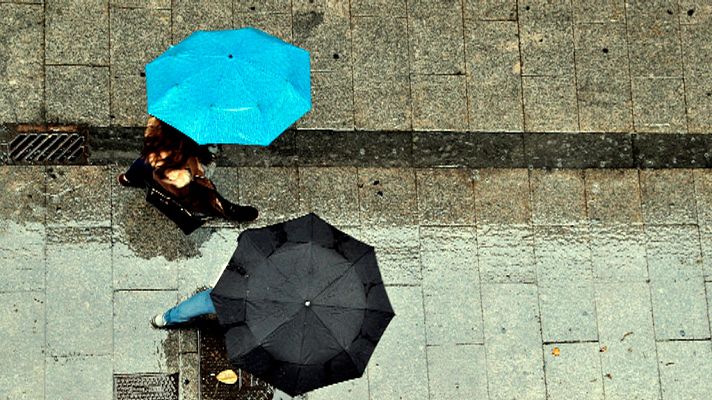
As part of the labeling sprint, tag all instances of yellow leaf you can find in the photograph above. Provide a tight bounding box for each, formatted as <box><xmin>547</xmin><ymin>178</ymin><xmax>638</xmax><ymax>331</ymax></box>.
<box><xmin>216</xmin><ymin>369</ymin><xmax>238</xmax><ymax>384</ymax></box>
<box><xmin>551</xmin><ymin>347</ymin><xmax>560</xmax><ymax>357</ymax></box>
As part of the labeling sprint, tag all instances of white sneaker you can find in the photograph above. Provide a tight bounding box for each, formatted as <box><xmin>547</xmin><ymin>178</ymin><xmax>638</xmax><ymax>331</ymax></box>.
<box><xmin>150</xmin><ymin>313</ymin><xmax>167</xmax><ymax>328</ymax></box>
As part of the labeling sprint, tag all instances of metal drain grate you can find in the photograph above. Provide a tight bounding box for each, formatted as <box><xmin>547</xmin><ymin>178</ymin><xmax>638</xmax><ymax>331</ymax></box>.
<box><xmin>8</xmin><ymin>131</ymin><xmax>86</xmax><ymax>163</ymax></box>
<box><xmin>115</xmin><ymin>373</ymin><xmax>179</xmax><ymax>400</ymax></box>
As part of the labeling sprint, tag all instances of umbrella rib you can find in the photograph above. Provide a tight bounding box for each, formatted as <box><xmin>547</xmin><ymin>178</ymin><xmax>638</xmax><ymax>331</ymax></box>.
<box><xmin>306</xmin><ymin>307</ymin><xmax>349</xmax><ymax>354</ymax></box>
<box><xmin>309</xmin><ymin>248</ymin><xmax>373</xmax><ymax>303</ymax></box>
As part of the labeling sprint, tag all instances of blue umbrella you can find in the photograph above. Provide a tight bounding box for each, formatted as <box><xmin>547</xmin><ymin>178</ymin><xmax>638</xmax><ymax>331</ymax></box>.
<box><xmin>145</xmin><ymin>28</ymin><xmax>311</xmax><ymax>146</ymax></box>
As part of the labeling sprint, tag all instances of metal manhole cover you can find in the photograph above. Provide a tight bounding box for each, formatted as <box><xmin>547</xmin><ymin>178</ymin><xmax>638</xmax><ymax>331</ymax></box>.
<box><xmin>115</xmin><ymin>373</ymin><xmax>179</xmax><ymax>400</ymax></box>
<box><xmin>200</xmin><ymin>328</ymin><xmax>273</xmax><ymax>400</ymax></box>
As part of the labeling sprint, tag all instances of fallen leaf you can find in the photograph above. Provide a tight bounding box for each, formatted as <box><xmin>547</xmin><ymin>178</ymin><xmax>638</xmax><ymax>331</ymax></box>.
<box><xmin>599</xmin><ymin>346</ymin><xmax>607</xmax><ymax>353</ymax></box>
<box><xmin>216</xmin><ymin>369</ymin><xmax>238</xmax><ymax>385</ymax></box>
<box><xmin>551</xmin><ymin>347</ymin><xmax>560</xmax><ymax>357</ymax></box>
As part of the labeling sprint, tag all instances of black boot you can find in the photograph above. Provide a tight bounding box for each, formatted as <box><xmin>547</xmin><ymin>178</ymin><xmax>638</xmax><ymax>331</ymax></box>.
<box><xmin>222</xmin><ymin>200</ymin><xmax>259</xmax><ymax>222</ymax></box>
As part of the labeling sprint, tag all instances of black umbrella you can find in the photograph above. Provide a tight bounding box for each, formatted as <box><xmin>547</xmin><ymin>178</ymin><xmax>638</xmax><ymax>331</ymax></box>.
<box><xmin>210</xmin><ymin>213</ymin><xmax>395</xmax><ymax>396</ymax></box>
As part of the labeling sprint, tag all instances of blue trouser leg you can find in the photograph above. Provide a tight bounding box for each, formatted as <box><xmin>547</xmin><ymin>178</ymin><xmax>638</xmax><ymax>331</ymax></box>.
<box><xmin>163</xmin><ymin>288</ymin><xmax>216</xmax><ymax>325</ymax></box>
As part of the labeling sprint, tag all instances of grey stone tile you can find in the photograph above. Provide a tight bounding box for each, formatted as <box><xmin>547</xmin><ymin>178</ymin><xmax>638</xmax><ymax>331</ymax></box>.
<box><xmin>45</xmin><ymin>66</ymin><xmax>111</xmax><ymax>126</ymax></box>
<box><xmin>177</xmin><ymin>228</ymin><xmax>239</xmax><ymax>298</ymax></box>
<box><xmin>640</xmin><ymin>169</ymin><xmax>697</xmax><ymax>225</ymax></box>
<box><xmin>413</xmin><ymin>132</ymin><xmax>526</xmax><ymax>168</ymax></box>
<box><xmin>308</xmin><ymin>376</ymin><xmax>369</xmax><ymax>400</ymax></box>
<box><xmin>595</xmin><ymin>283</ymin><xmax>661</xmax><ymax>400</ymax></box>
<box><xmin>530</xmin><ymin>169</ymin><xmax>586</xmax><ymax>225</ymax></box>
<box><xmin>409</xmin><ymin>13</ymin><xmax>465</xmax><ymax>75</ymax></box>
<box><xmin>573</xmin><ymin>22</ymin><xmax>629</xmax><ymax>75</ymax></box>
<box><xmin>585</xmin><ymin>169</ymin><xmax>642</xmax><ymax>225</ymax></box>
<box><xmin>113</xmin><ymin>290</ymin><xmax>178</xmax><ymax>373</ymax></box>
<box><xmin>353</xmin><ymin>75</ymin><xmax>412</xmax><ymax>130</ymax></box>
<box><xmin>367</xmin><ymin>286</ymin><xmax>428</xmax><ymax>400</ymax></box>
<box><xmin>111</xmin><ymin>0</ymin><xmax>171</xmax><ymax>8</ymax></box>
<box><xmin>45</xmin><ymin>0</ymin><xmax>109</xmax><ymax>65</ymax></box>
<box><xmin>112</xmin><ymin>235</ymin><xmax>179</xmax><ymax>290</ymax></box>
<box><xmin>679</xmin><ymin>1</ymin><xmax>712</xmax><ymax>24</ymax></box>
<box><xmin>538</xmin><ymin>283</ymin><xmax>598</xmax><ymax>342</ymax></box>
<box><xmin>519</xmin><ymin>0</ymin><xmax>574</xmax><ymax>22</ymax></box>
<box><xmin>292</xmin><ymin>1</ymin><xmax>351</xmax><ymax>72</ymax></box>
<box><xmin>421</xmin><ymin>227</ymin><xmax>482</xmax><ymax>345</ymax></box>
<box><xmin>234</xmin><ymin>0</ymin><xmax>291</xmax><ymax>14</ymax></box>
<box><xmin>408</xmin><ymin>0</ymin><xmax>462</xmax><ymax>17</ymax></box>
<box><xmin>657</xmin><ymin>341</ymin><xmax>712</xmax><ymax>400</ymax></box>
<box><xmin>473</xmin><ymin>168</ymin><xmax>531</xmax><ymax>224</ymax></box>
<box><xmin>465</xmin><ymin>0</ymin><xmax>517</xmax><ymax>20</ymax></box>
<box><xmin>411</xmin><ymin>74</ymin><xmax>468</xmax><ymax>131</ymax></box>
<box><xmin>534</xmin><ymin>225</ymin><xmax>593</xmax><ymax>283</ymax></box>
<box><xmin>632</xmin><ymin>77</ymin><xmax>687</xmax><ymax>133</ymax></box>
<box><xmin>465</xmin><ymin>20</ymin><xmax>524</xmax><ymax>132</ymax></box>
<box><xmin>0</xmin><ymin>223</ymin><xmax>44</xmax><ymax>292</ymax></box>
<box><xmin>543</xmin><ymin>343</ymin><xmax>604</xmax><ymax>400</ymax></box>
<box><xmin>427</xmin><ymin>344</ymin><xmax>488</xmax><ymax>400</ymax></box>
<box><xmin>296</xmin><ymin>130</ymin><xmax>412</xmax><ymax>168</ymax></box>
<box><xmin>234</xmin><ymin>12</ymin><xmax>293</xmax><ymax>42</ymax></box>
<box><xmin>179</xmin><ymin>352</ymin><xmax>200</xmax><ymax>400</ymax></box>
<box><xmin>46</xmin><ymin>355</ymin><xmax>113</xmax><ymax>400</ymax></box>
<box><xmin>684</xmin><ymin>74</ymin><xmax>712</xmax><ymax>133</ymax></box>
<box><xmin>0</xmin><ymin>292</ymin><xmax>44</xmax><ymax>400</ymax></box>
<box><xmin>179</xmin><ymin>329</ymin><xmax>198</xmax><ymax>354</ymax></box>
<box><xmin>573</xmin><ymin>0</ymin><xmax>626</xmax><ymax>23</ymax></box>
<box><xmin>626</xmin><ymin>3</ymin><xmax>683</xmax><ymax>77</ymax></box>
<box><xmin>360</xmin><ymin>226</ymin><xmax>421</xmax><ymax>285</ymax></box>
<box><xmin>522</xmin><ymin>76</ymin><xmax>579</xmax><ymax>132</ymax></box>
<box><xmin>173</xmin><ymin>0</ymin><xmax>232</xmax><ymax>42</ymax></box>
<box><xmin>478</xmin><ymin>225</ymin><xmax>536</xmax><ymax>283</ymax></box>
<box><xmin>351</xmin><ymin>0</ymin><xmax>406</xmax><ymax>17</ymax></box>
<box><xmin>416</xmin><ymin>168</ymin><xmax>475</xmax><ymax>225</ymax></box>
<box><xmin>482</xmin><ymin>284</ymin><xmax>546</xmax><ymax>400</ymax></box>
<box><xmin>358</xmin><ymin>168</ymin><xmax>417</xmax><ymax>226</ymax></box>
<box><xmin>632</xmin><ymin>132</ymin><xmax>712</xmax><ymax>169</ymax></box>
<box><xmin>238</xmin><ymin>167</ymin><xmax>300</xmax><ymax>225</ymax></box>
<box><xmin>110</xmin><ymin>7</ymin><xmax>171</xmax><ymax>76</ymax></box>
<box><xmin>590</xmin><ymin>225</ymin><xmax>648</xmax><ymax>282</ymax></box>
<box><xmin>519</xmin><ymin>1</ymin><xmax>574</xmax><ymax>75</ymax></box>
<box><xmin>681</xmin><ymin>23</ymin><xmax>712</xmax><ymax>77</ymax></box>
<box><xmin>46</xmin><ymin>228</ymin><xmax>112</xmax><ymax>356</ymax></box>
<box><xmin>295</xmin><ymin>70</ymin><xmax>354</xmax><ymax>130</ymax></box>
<box><xmin>0</xmin><ymin>4</ymin><xmax>43</xmax><ymax>123</ymax></box>
<box><xmin>645</xmin><ymin>225</ymin><xmax>703</xmax><ymax>281</ymax></box>
<box><xmin>702</xmin><ymin>225</ymin><xmax>712</xmax><ymax>281</ymax></box>
<box><xmin>46</xmin><ymin>166</ymin><xmax>112</xmax><ymax>228</ymax></box>
<box><xmin>526</xmin><ymin>133</ymin><xmax>634</xmax><ymax>169</ymax></box>
<box><xmin>111</xmin><ymin>74</ymin><xmax>147</xmax><ymax>127</ymax></box>
<box><xmin>298</xmin><ymin>167</ymin><xmax>359</xmax><ymax>226</ymax></box>
<box><xmin>352</xmin><ymin>16</ymin><xmax>409</xmax><ymax>78</ymax></box>
<box><xmin>0</xmin><ymin>166</ymin><xmax>46</xmax><ymax>224</ymax></box>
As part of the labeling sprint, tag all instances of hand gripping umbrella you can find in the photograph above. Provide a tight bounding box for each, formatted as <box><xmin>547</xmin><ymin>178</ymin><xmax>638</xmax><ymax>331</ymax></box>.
<box><xmin>145</xmin><ymin>28</ymin><xmax>311</xmax><ymax>146</ymax></box>
<box><xmin>210</xmin><ymin>213</ymin><xmax>395</xmax><ymax>396</ymax></box>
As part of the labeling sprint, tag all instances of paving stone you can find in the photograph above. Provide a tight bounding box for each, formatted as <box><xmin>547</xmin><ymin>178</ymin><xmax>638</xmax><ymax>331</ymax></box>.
<box><xmin>172</xmin><ymin>0</ymin><xmax>232</xmax><ymax>42</ymax></box>
<box><xmin>573</xmin><ymin>22</ymin><xmax>629</xmax><ymax>76</ymax></box>
<box><xmin>110</xmin><ymin>7</ymin><xmax>171</xmax><ymax>76</ymax></box>
<box><xmin>473</xmin><ymin>168</ymin><xmax>530</xmax><ymax>224</ymax></box>
<box><xmin>526</xmin><ymin>133</ymin><xmax>634</xmax><ymax>169</ymax></box>
<box><xmin>530</xmin><ymin>169</ymin><xmax>586</xmax><ymax>225</ymax></box>
<box><xmin>179</xmin><ymin>352</ymin><xmax>200</xmax><ymax>400</ymax></box>
<box><xmin>360</xmin><ymin>226</ymin><xmax>421</xmax><ymax>285</ymax></box>
<box><xmin>626</xmin><ymin>2</ymin><xmax>683</xmax><ymax>77</ymax></box>
<box><xmin>702</xmin><ymin>226</ymin><xmax>712</xmax><ymax>281</ymax></box>
<box><xmin>351</xmin><ymin>0</ymin><xmax>406</xmax><ymax>17</ymax></box>
<box><xmin>238</xmin><ymin>167</ymin><xmax>301</xmax><ymax>225</ymax></box>
<box><xmin>367</xmin><ymin>286</ymin><xmax>428</xmax><ymax>400</ymax></box>
<box><xmin>46</xmin><ymin>228</ymin><xmax>112</xmax><ymax>356</ymax></box>
<box><xmin>46</xmin><ymin>355</ymin><xmax>113</xmax><ymax>400</ymax></box>
<box><xmin>590</xmin><ymin>225</ymin><xmax>648</xmax><ymax>282</ymax></box>
<box><xmin>111</xmin><ymin>0</ymin><xmax>171</xmax><ymax>8</ymax></box>
<box><xmin>352</xmin><ymin>16</ymin><xmax>409</xmax><ymax>78</ymax></box>
<box><xmin>295</xmin><ymin>70</ymin><xmax>354</xmax><ymax>130</ymax></box>
<box><xmin>519</xmin><ymin>0</ymin><xmax>574</xmax><ymax>22</ymax></box>
<box><xmin>0</xmin><ymin>166</ymin><xmax>46</xmax><ymax>224</ymax></box>
<box><xmin>0</xmin><ymin>4</ymin><xmax>43</xmax><ymax>123</ymax></box>
<box><xmin>633</xmin><ymin>132</ymin><xmax>712</xmax><ymax>168</ymax></box>
<box><xmin>573</xmin><ymin>0</ymin><xmax>626</xmax><ymax>23</ymax></box>
<box><xmin>632</xmin><ymin>77</ymin><xmax>687</xmax><ymax>133</ymax></box>
<box><xmin>534</xmin><ymin>225</ymin><xmax>592</xmax><ymax>283</ymax></box>
<box><xmin>45</xmin><ymin>0</ymin><xmax>109</xmax><ymax>65</ymax></box>
<box><xmin>358</xmin><ymin>168</ymin><xmax>417</xmax><ymax>226</ymax></box>
<box><xmin>234</xmin><ymin>12</ymin><xmax>293</xmax><ymax>42</ymax></box>
<box><xmin>0</xmin><ymin>222</ymin><xmax>44</xmax><ymax>292</ymax></box>
<box><xmin>683</xmin><ymin>74</ymin><xmax>712</xmax><ymax>133</ymax></box>
<box><xmin>297</xmin><ymin>130</ymin><xmax>412</xmax><ymax>167</ymax></box>
<box><xmin>298</xmin><ymin>166</ymin><xmax>360</xmax><ymax>226</ymax></box>
<box><xmin>408</xmin><ymin>0</ymin><xmax>462</xmax><ymax>17</ymax></box>
<box><xmin>645</xmin><ymin>225</ymin><xmax>703</xmax><ymax>281</ymax></box>
<box><xmin>427</xmin><ymin>344</ymin><xmax>488</xmax><ymax>400</ymax></box>
<box><xmin>585</xmin><ymin>169</ymin><xmax>642</xmax><ymax>225</ymax></box>
<box><xmin>538</xmin><ymin>283</ymin><xmax>598</xmax><ymax>342</ymax></box>
<box><xmin>179</xmin><ymin>329</ymin><xmax>198</xmax><ymax>354</ymax></box>
<box><xmin>420</xmin><ymin>227</ymin><xmax>482</xmax><ymax>345</ymax></box>
<box><xmin>353</xmin><ymin>75</ymin><xmax>412</xmax><ymax>130</ymax></box>
<box><xmin>308</xmin><ymin>376</ymin><xmax>369</xmax><ymax>400</ymax></box>
<box><xmin>45</xmin><ymin>66</ymin><xmax>111</xmax><ymax>126</ymax></box>
<box><xmin>543</xmin><ymin>343</ymin><xmax>604</xmax><ymax>400</ymax></box>
<box><xmin>522</xmin><ymin>76</ymin><xmax>579</xmax><ymax>132</ymax></box>
<box><xmin>482</xmin><ymin>284</ymin><xmax>546</xmax><ymax>400</ymax></box>
<box><xmin>409</xmin><ymin>13</ymin><xmax>465</xmax><ymax>75</ymax></box>
<box><xmin>234</xmin><ymin>0</ymin><xmax>291</xmax><ymax>13</ymax></box>
<box><xmin>114</xmin><ymin>290</ymin><xmax>178</xmax><ymax>373</ymax></box>
<box><xmin>640</xmin><ymin>169</ymin><xmax>697</xmax><ymax>225</ymax></box>
<box><xmin>110</xmin><ymin>74</ymin><xmax>147</xmax><ymax>127</ymax></box>
<box><xmin>416</xmin><ymin>168</ymin><xmax>475</xmax><ymax>225</ymax></box>
<box><xmin>681</xmin><ymin>23</ymin><xmax>712</xmax><ymax>77</ymax></box>
<box><xmin>595</xmin><ymin>283</ymin><xmax>661</xmax><ymax>400</ymax></box>
<box><xmin>657</xmin><ymin>341</ymin><xmax>712</xmax><ymax>400</ymax></box>
<box><xmin>177</xmin><ymin>228</ymin><xmax>239</xmax><ymax>298</ymax></box>
<box><xmin>465</xmin><ymin>0</ymin><xmax>517</xmax><ymax>20</ymax></box>
<box><xmin>477</xmin><ymin>225</ymin><xmax>536</xmax><ymax>283</ymax></box>
<box><xmin>413</xmin><ymin>132</ymin><xmax>526</xmax><ymax>168</ymax></box>
<box><xmin>519</xmin><ymin>20</ymin><xmax>575</xmax><ymax>76</ymax></box>
<box><xmin>679</xmin><ymin>0</ymin><xmax>712</xmax><ymax>24</ymax></box>
<box><xmin>46</xmin><ymin>166</ymin><xmax>112</xmax><ymax>228</ymax></box>
<box><xmin>465</xmin><ymin>20</ymin><xmax>524</xmax><ymax>132</ymax></box>
<box><xmin>0</xmin><ymin>292</ymin><xmax>44</xmax><ymax>400</ymax></box>
<box><xmin>292</xmin><ymin>1</ymin><xmax>351</xmax><ymax>72</ymax></box>
<box><xmin>411</xmin><ymin>74</ymin><xmax>468</xmax><ymax>131</ymax></box>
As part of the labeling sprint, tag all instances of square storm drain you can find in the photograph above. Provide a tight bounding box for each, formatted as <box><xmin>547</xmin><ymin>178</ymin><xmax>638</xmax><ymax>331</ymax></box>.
<box><xmin>115</xmin><ymin>373</ymin><xmax>179</xmax><ymax>400</ymax></box>
<box><xmin>3</xmin><ymin>124</ymin><xmax>87</xmax><ymax>164</ymax></box>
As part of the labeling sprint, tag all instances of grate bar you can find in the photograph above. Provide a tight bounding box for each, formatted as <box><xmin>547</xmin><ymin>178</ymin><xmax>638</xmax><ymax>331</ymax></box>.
<box><xmin>8</xmin><ymin>132</ymin><xmax>86</xmax><ymax>163</ymax></box>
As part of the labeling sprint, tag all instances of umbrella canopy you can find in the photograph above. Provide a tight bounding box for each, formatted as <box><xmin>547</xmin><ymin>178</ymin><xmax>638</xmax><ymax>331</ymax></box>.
<box><xmin>210</xmin><ymin>213</ymin><xmax>395</xmax><ymax>396</ymax></box>
<box><xmin>145</xmin><ymin>28</ymin><xmax>311</xmax><ymax>146</ymax></box>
